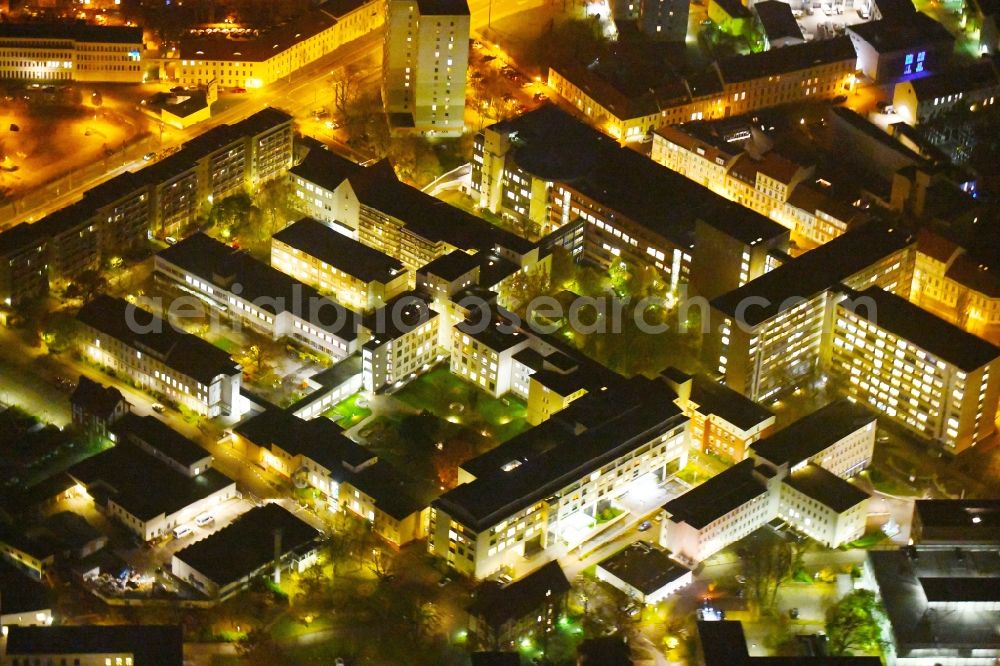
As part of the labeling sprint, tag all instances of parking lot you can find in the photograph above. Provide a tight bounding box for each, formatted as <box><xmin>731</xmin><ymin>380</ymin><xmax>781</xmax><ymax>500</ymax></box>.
<box><xmin>72</xmin><ymin>496</ymin><xmax>256</xmax><ymax>602</ymax></box>
<box><xmin>786</xmin><ymin>0</ymin><xmax>871</xmax><ymax>42</ymax></box>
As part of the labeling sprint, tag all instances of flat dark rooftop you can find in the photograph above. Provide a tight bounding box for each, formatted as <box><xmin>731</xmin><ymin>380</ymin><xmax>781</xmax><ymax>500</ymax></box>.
<box><xmin>68</xmin><ymin>443</ymin><xmax>233</xmax><ymax>522</ymax></box>
<box><xmin>493</xmin><ymin>105</ymin><xmax>784</xmax><ymax>250</ymax></box>
<box><xmin>690</xmin><ymin>375</ymin><xmax>774</xmax><ymax>431</ymax></box>
<box><xmin>173</xmin><ymin>503</ymin><xmax>319</xmax><ymax>588</ymax></box>
<box><xmin>476</xmin><ymin>250</ymin><xmax>521</xmax><ymax>288</ymax></box>
<box><xmin>711</xmin><ymin>222</ymin><xmax>913</xmax><ymax>326</ymax></box>
<box><xmin>870</xmin><ymin>548</ymin><xmax>1000</xmax><ymax>653</ymax></box>
<box><xmin>234</xmin><ymin>408</ymin><xmax>373</xmax><ymax>473</ymax></box>
<box><xmin>842</xmin><ymin>286</ymin><xmax>1000</xmax><ymax>371</ymax></box>
<box><xmin>783</xmin><ymin>463</ymin><xmax>869</xmax><ymax>513</ymax></box>
<box><xmin>914</xmin><ymin>499</ymin><xmax>1000</xmax><ymax>534</ymax></box>
<box><xmin>113</xmin><ymin>413</ymin><xmax>209</xmax><ymax>467</ymax></box>
<box><xmin>847</xmin><ymin>12</ymin><xmax>955</xmax><ymax>52</ymax></box>
<box><xmin>459</xmin><ymin>419</ymin><xmax>570</xmax><ymax>481</ymax></box>
<box><xmin>419</xmin><ymin>249</ymin><xmax>481</xmax><ymax>282</ymax></box>
<box><xmin>343</xmin><ymin>459</ymin><xmax>426</xmax><ymax>520</ymax></box>
<box><xmin>158</xmin><ymin>233</ymin><xmax>361</xmax><ymax>341</ymax></box>
<box><xmin>663</xmin><ymin>459</ymin><xmax>768</xmax><ymax>529</ymax></box>
<box><xmin>466</xmin><ymin>560</ymin><xmax>569</xmax><ymax>627</ymax></box>
<box><xmin>750</xmin><ymin>398</ymin><xmax>875</xmax><ymax>468</ymax></box>
<box><xmin>348</xmin><ymin>160</ymin><xmax>535</xmax><ymax>256</ymax></box>
<box><xmin>597</xmin><ymin>542</ymin><xmax>690</xmax><ymax>595</ymax></box>
<box><xmin>436</xmin><ymin>378</ymin><xmax>686</xmax><ymax>531</ymax></box>
<box><xmin>5</xmin><ymin>625</ymin><xmax>183</xmax><ymax>665</ymax></box>
<box><xmin>417</xmin><ymin>0</ymin><xmax>471</xmax><ymax>14</ymax></box>
<box><xmin>920</xmin><ymin>577</ymin><xmax>1000</xmax><ymax>603</ymax></box>
<box><xmin>77</xmin><ymin>295</ymin><xmax>240</xmax><ymax>385</ymax></box>
<box><xmin>364</xmin><ymin>291</ymin><xmax>437</xmax><ymax>346</ymax></box>
<box><xmin>754</xmin><ymin>1</ymin><xmax>804</xmax><ymax>42</ymax></box>
<box><xmin>0</xmin><ymin>22</ymin><xmax>143</xmax><ymax>43</ymax></box>
<box><xmin>456</xmin><ymin>316</ymin><xmax>528</xmax><ymax>353</ymax></box>
<box><xmin>715</xmin><ymin>37</ymin><xmax>856</xmax><ymax>83</ymax></box>
<box><xmin>289</xmin><ymin>146</ymin><xmax>362</xmax><ymax>193</ymax></box>
<box><xmin>697</xmin><ymin>202</ymin><xmax>790</xmax><ymax>247</ymax></box>
<box><xmin>273</xmin><ymin>217</ymin><xmax>404</xmax><ymax>284</ymax></box>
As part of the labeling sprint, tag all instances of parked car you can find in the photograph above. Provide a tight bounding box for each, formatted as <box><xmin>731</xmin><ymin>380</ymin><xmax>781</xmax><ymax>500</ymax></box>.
<box><xmin>638</xmin><ymin>520</ymin><xmax>652</xmax><ymax>532</ymax></box>
<box><xmin>151</xmin><ymin>403</ymin><xmax>165</xmax><ymax>413</ymax></box>
<box><xmin>173</xmin><ymin>526</ymin><xmax>192</xmax><ymax>539</ymax></box>
<box><xmin>143</xmin><ymin>152</ymin><xmax>156</xmax><ymax>161</ymax></box>
<box><xmin>195</xmin><ymin>514</ymin><xmax>214</xmax><ymax>527</ymax></box>
<box><xmin>231</xmin><ymin>87</ymin><xmax>247</xmax><ymax>93</ymax></box>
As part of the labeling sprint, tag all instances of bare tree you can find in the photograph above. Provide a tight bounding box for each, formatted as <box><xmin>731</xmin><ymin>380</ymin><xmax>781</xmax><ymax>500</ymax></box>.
<box><xmin>743</xmin><ymin>539</ymin><xmax>794</xmax><ymax>615</ymax></box>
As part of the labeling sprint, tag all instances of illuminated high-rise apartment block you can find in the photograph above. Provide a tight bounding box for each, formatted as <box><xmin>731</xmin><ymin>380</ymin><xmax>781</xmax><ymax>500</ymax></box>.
<box><xmin>708</xmin><ymin>223</ymin><xmax>914</xmax><ymax>401</ymax></box>
<box><xmin>830</xmin><ymin>287</ymin><xmax>1000</xmax><ymax>453</ymax></box>
<box><xmin>383</xmin><ymin>0</ymin><xmax>470</xmax><ymax>136</ymax></box>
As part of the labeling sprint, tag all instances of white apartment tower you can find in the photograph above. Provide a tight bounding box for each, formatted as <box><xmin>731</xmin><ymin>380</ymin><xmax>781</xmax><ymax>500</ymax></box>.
<box><xmin>383</xmin><ymin>0</ymin><xmax>470</xmax><ymax>136</ymax></box>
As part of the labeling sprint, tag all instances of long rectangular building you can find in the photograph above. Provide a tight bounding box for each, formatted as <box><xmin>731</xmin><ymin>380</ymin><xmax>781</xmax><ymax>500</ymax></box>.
<box><xmin>76</xmin><ymin>295</ymin><xmax>243</xmax><ymax>417</ymax></box>
<box><xmin>155</xmin><ymin>232</ymin><xmax>363</xmax><ymax>360</ymax></box>
<box><xmin>663</xmin><ymin>400</ymin><xmax>872</xmax><ymax>563</ymax></box>
<box><xmin>0</xmin><ymin>107</ymin><xmax>293</xmax><ymax>307</ymax></box>
<box><xmin>830</xmin><ymin>286</ymin><xmax>1000</xmax><ymax>452</ymax></box>
<box><xmin>473</xmin><ymin>105</ymin><xmax>789</xmax><ymax>292</ymax></box>
<box><xmin>68</xmin><ymin>441</ymin><xmax>236</xmax><ymax>542</ymax></box>
<box><xmin>0</xmin><ymin>23</ymin><xmax>144</xmax><ymax>83</ymax></box>
<box><xmin>271</xmin><ymin>217</ymin><xmax>410</xmax><ymax>312</ymax></box>
<box><xmin>430</xmin><ymin>377</ymin><xmax>689</xmax><ymax>580</ymax></box>
<box><xmin>708</xmin><ymin>222</ymin><xmax>914</xmax><ymax>401</ymax></box>
<box><xmin>173</xmin><ymin>0</ymin><xmax>382</xmax><ymax>88</ymax></box>
<box><xmin>547</xmin><ymin>37</ymin><xmax>858</xmax><ymax>143</ymax></box>
<box><xmin>288</xmin><ymin>147</ymin><xmax>545</xmax><ymax>275</ymax></box>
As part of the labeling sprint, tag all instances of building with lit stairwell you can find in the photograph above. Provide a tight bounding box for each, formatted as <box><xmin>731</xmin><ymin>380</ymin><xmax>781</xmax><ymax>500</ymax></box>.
<box><xmin>429</xmin><ymin>377</ymin><xmax>689</xmax><ymax>580</ymax></box>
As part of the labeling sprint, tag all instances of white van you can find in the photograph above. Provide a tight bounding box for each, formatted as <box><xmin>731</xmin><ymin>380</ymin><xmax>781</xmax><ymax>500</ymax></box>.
<box><xmin>173</xmin><ymin>526</ymin><xmax>193</xmax><ymax>539</ymax></box>
<box><xmin>195</xmin><ymin>514</ymin><xmax>214</xmax><ymax>528</ymax></box>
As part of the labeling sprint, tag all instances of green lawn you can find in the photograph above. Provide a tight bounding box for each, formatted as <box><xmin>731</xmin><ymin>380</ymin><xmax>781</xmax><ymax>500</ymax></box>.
<box><xmin>325</xmin><ymin>392</ymin><xmax>372</xmax><ymax>427</ymax></box>
<box><xmin>844</xmin><ymin>530</ymin><xmax>891</xmax><ymax>550</ymax></box>
<box><xmin>271</xmin><ymin>614</ymin><xmax>334</xmax><ymax>641</ymax></box>
<box><xmin>210</xmin><ymin>336</ymin><xmax>238</xmax><ymax>354</ymax></box>
<box><xmin>393</xmin><ymin>366</ymin><xmax>529</xmax><ymax>442</ymax></box>
<box><xmin>868</xmin><ymin>468</ymin><xmax>919</xmax><ymax>497</ymax></box>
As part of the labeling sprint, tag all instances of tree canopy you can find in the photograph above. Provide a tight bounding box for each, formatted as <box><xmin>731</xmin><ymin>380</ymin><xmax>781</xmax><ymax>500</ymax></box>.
<box><xmin>825</xmin><ymin>589</ymin><xmax>888</xmax><ymax>656</ymax></box>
